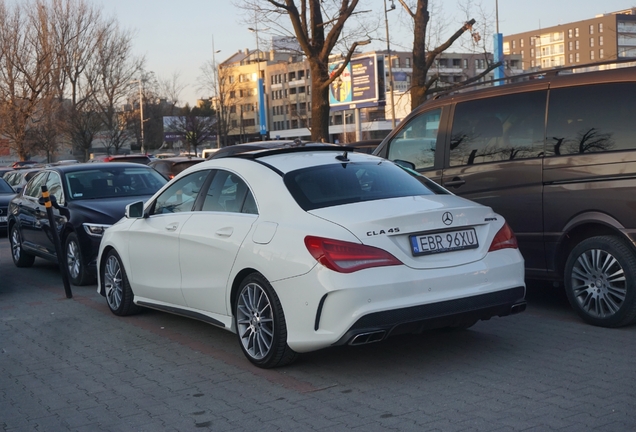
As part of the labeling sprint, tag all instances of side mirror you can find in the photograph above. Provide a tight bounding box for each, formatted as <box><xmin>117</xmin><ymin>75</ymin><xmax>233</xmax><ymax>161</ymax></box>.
<box><xmin>125</xmin><ymin>201</ymin><xmax>145</xmax><ymax>219</ymax></box>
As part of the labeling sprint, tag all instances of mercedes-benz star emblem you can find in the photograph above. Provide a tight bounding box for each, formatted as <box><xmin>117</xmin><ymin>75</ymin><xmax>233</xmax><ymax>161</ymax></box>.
<box><xmin>442</xmin><ymin>212</ymin><xmax>453</xmax><ymax>225</ymax></box>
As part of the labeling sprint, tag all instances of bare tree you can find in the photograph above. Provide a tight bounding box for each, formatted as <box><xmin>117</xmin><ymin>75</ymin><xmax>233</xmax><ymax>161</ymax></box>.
<box><xmin>88</xmin><ymin>21</ymin><xmax>144</xmax><ymax>155</ymax></box>
<box><xmin>166</xmin><ymin>104</ymin><xmax>216</xmax><ymax>156</ymax></box>
<box><xmin>158</xmin><ymin>71</ymin><xmax>186</xmax><ymax>116</ymax></box>
<box><xmin>398</xmin><ymin>0</ymin><xmax>501</xmax><ymax>109</ymax></box>
<box><xmin>0</xmin><ymin>2</ymin><xmax>54</xmax><ymax>160</ymax></box>
<box><xmin>236</xmin><ymin>0</ymin><xmax>371</xmax><ymax>142</ymax></box>
<box><xmin>199</xmin><ymin>60</ymin><xmax>244</xmax><ymax>147</ymax></box>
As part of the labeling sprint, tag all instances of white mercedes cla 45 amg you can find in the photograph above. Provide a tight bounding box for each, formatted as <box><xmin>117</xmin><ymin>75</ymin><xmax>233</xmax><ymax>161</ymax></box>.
<box><xmin>97</xmin><ymin>146</ymin><xmax>525</xmax><ymax>368</ymax></box>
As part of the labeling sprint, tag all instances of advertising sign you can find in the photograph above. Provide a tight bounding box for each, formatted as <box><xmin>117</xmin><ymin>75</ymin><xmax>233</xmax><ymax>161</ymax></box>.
<box><xmin>329</xmin><ymin>54</ymin><xmax>379</xmax><ymax>107</ymax></box>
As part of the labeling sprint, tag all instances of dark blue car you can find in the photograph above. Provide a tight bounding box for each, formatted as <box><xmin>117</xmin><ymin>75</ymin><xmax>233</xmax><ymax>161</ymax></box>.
<box><xmin>7</xmin><ymin>163</ymin><xmax>167</xmax><ymax>285</ymax></box>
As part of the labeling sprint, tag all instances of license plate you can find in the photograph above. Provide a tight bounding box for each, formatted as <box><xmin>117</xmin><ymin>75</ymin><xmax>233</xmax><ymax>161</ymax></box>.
<box><xmin>0</xmin><ymin>216</ymin><xmax>6</xmax><ymax>223</ymax></box>
<box><xmin>410</xmin><ymin>228</ymin><xmax>478</xmax><ymax>256</ymax></box>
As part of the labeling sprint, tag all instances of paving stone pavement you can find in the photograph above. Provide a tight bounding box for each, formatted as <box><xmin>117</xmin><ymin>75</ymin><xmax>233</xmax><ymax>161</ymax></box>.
<box><xmin>1</xmin><ymin>239</ymin><xmax>635</xmax><ymax>431</ymax></box>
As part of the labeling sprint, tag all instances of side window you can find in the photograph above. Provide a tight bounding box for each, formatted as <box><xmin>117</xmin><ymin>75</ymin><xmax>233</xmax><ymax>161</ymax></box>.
<box><xmin>151</xmin><ymin>170</ymin><xmax>210</xmax><ymax>215</ymax></box>
<box><xmin>449</xmin><ymin>90</ymin><xmax>546</xmax><ymax>166</ymax></box>
<box><xmin>45</xmin><ymin>172</ymin><xmax>64</xmax><ymax>205</ymax></box>
<box><xmin>202</xmin><ymin>170</ymin><xmax>257</xmax><ymax>214</ymax></box>
<box><xmin>545</xmin><ymin>83</ymin><xmax>636</xmax><ymax>156</ymax></box>
<box><xmin>23</xmin><ymin>172</ymin><xmax>48</xmax><ymax>198</ymax></box>
<box><xmin>386</xmin><ymin>108</ymin><xmax>441</xmax><ymax>170</ymax></box>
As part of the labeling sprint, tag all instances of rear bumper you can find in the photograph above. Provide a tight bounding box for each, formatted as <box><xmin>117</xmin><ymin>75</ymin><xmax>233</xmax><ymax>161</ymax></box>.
<box><xmin>333</xmin><ymin>286</ymin><xmax>526</xmax><ymax>346</ymax></box>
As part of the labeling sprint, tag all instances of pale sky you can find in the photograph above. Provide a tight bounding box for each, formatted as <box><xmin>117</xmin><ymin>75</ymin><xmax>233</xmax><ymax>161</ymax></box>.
<box><xmin>97</xmin><ymin>0</ymin><xmax>635</xmax><ymax>105</ymax></box>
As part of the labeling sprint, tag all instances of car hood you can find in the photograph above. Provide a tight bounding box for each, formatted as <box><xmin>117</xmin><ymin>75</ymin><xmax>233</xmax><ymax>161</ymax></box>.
<box><xmin>68</xmin><ymin>195</ymin><xmax>153</xmax><ymax>224</ymax></box>
<box><xmin>308</xmin><ymin>194</ymin><xmax>506</xmax><ymax>269</ymax></box>
<box><xmin>0</xmin><ymin>193</ymin><xmax>16</xmax><ymax>206</ymax></box>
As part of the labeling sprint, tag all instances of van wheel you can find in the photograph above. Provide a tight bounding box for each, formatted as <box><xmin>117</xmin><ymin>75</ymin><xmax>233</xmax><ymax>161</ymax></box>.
<box><xmin>564</xmin><ymin>236</ymin><xmax>636</xmax><ymax>327</ymax></box>
<box><xmin>234</xmin><ymin>273</ymin><xmax>298</xmax><ymax>368</ymax></box>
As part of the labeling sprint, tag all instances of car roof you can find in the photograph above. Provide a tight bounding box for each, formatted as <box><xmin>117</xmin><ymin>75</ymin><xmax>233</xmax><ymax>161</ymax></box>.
<box><xmin>45</xmin><ymin>162</ymin><xmax>155</xmax><ymax>173</ymax></box>
<box><xmin>150</xmin><ymin>156</ymin><xmax>204</xmax><ymax>164</ymax></box>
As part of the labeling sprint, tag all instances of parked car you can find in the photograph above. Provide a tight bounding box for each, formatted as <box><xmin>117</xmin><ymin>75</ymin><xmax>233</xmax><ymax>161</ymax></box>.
<box><xmin>7</xmin><ymin>163</ymin><xmax>167</xmax><ymax>285</ymax></box>
<box><xmin>11</xmin><ymin>160</ymin><xmax>39</xmax><ymax>169</ymax></box>
<box><xmin>0</xmin><ymin>167</ymin><xmax>14</xmax><ymax>178</ymax></box>
<box><xmin>0</xmin><ymin>177</ymin><xmax>17</xmax><ymax>233</ymax></box>
<box><xmin>3</xmin><ymin>168</ymin><xmax>43</xmax><ymax>194</ymax></box>
<box><xmin>149</xmin><ymin>156</ymin><xmax>205</xmax><ymax>179</ymax></box>
<box><xmin>200</xmin><ymin>148</ymin><xmax>219</xmax><ymax>159</ymax></box>
<box><xmin>97</xmin><ymin>146</ymin><xmax>526</xmax><ymax>368</ymax></box>
<box><xmin>90</xmin><ymin>154</ymin><xmax>153</xmax><ymax>165</ymax></box>
<box><xmin>346</xmin><ymin>139</ymin><xmax>383</xmax><ymax>154</ymax></box>
<box><xmin>373</xmin><ymin>59</ymin><xmax>636</xmax><ymax>328</ymax></box>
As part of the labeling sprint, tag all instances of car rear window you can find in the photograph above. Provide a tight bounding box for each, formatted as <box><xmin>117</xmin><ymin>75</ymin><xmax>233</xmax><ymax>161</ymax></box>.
<box><xmin>284</xmin><ymin>161</ymin><xmax>437</xmax><ymax>211</ymax></box>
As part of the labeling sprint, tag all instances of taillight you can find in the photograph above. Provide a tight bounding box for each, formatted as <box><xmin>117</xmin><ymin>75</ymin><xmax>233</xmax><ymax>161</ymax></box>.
<box><xmin>488</xmin><ymin>222</ymin><xmax>518</xmax><ymax>252</ymax></box>
<box><xmin>304</xmin><ymin>236</ymin><xmax>401</xmax><ymax>273</ymax></box>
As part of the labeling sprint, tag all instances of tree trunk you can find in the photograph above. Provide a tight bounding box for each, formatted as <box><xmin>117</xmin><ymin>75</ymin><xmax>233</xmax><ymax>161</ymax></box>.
<box><xmin>311</xmin><ymin>63</ymin><xmax>331</xmax><ymax>142</ymax></box>
<box><xmin>411</xmin><ymin>0</ymin><xmax>430</xmax><ymax>110</ymax></box>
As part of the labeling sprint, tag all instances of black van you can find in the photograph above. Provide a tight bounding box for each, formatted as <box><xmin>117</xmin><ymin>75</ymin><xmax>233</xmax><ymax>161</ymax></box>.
<box><xmin>374</xmin><ymin>60</ymin><xmax>636</xmax><ymax>328</ymax></box>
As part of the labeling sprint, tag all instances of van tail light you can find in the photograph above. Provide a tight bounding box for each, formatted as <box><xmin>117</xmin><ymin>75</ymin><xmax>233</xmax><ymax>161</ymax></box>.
<box><xmin>304</xmin><ymin>236</ymin><xmax>402</xmax><ymax>273</ymax></box>
<box><xmin>488</xmin><ymin>222</ymin><xmax>518</xmax><ymax>252</ymax></box>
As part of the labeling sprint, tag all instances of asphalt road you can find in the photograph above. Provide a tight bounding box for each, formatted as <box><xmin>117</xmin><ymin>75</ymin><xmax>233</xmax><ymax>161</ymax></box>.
<box><xmin>1</xmin><ymin>237</ymin><xmax>635</xmax><ymax>431</ymax></box>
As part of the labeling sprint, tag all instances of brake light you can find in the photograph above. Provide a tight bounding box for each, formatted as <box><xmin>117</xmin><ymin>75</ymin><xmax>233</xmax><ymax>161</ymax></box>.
<box><xmin>103</xmin><ymin>156</ymin><xmax>113</xmax><ymax>162</ymax></box>
<box><xmin>488</xmin><ymin>222</ymin><xmax>518</xmax><ymax>252</ymax></box>
<box><xmin>304</xmin><ymin>236</ymin><xmax>401</xmax><ymax>273</ymax></box>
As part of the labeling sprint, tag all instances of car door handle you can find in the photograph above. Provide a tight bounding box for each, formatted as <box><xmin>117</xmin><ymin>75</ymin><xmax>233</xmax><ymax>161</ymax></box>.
<box><xmin>165</xmin><ymin>222</ymin><xmax>179</xmax><ymax>231</ymax></box>
<box><xmin>215</xmin><ymin>227</ymin><xmax>234</xmax><ymax>237</ymax></box>
<box><xmin>443</xmin><ymin>177</ymin><xmax>466</xmax><ymax>188</ymax></box>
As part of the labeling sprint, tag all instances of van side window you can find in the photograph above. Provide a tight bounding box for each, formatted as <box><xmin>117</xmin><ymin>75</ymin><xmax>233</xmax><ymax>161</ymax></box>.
<box><xmin>449</xmin><ymin>91</ymin><xmax>546</xmax><ymax>166</ymax></box>
<box><xmin>545</xmin><ymin>83</ymin><xmax>636</xmax><ymax>156</ymax></box>
<box><xmin>386</xmin><ymin>108</ymin><xmax>441</xmax><ymax>170</ymax></box>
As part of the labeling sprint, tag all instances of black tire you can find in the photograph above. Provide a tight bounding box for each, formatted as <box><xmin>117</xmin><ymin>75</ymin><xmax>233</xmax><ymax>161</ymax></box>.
<box><xmin>564</xmin><ymin>235</ymin><xmax>636</xmax><ymax>327</ymax></box>
<box><xmin>64</xmin><ymin>232</ymin><xmax>94</xmax><ymax>286</ymax></box>
<box><xmin>234</xmin><ymin>273</ymin><xmax>298</xmax><ymax>368</ymax></box>
<box><xmin>102</xmin><ymin>249</ymin><xmax>141</xmax><ymax>316</ymax></box>
<box><xmin>9</xmin><ymin>224</ymin><xmax>35</xmax><ymax>268</ymax></box>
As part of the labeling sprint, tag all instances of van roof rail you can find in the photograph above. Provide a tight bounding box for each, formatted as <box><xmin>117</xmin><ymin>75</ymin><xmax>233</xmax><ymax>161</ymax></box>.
<box><xmin>430</xmin><ymin>58</ymin><xmax>636</xmax><ymax>100</ymax></box>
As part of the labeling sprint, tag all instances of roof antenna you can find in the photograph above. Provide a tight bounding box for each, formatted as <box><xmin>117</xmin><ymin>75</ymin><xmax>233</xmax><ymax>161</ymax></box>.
<box><xmin>336</xmin><ymin>150</ymin><xmax>349</xmax><ymax>162</ymax></box>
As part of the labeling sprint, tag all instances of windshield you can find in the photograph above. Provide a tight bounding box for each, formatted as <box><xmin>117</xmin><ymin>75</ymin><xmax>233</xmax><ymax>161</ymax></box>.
<box><xmin>284</xmin><ymin>161</ymin><xmax>438</xmax><ymax>211</ymax></box>
<box><xmin>65</xmin><ymin>166</ymin><xmax>167</xmax><ymax>200</ymax></box>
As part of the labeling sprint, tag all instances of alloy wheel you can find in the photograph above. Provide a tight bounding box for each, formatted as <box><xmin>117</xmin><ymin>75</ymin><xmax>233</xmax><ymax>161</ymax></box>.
<box><xmin>237</xmin><ymin>282</ymin><xmax>274</xmax><ymax>360</ymax></box>
<box><xmin>10</xmin><ymin>227</ymin><xmax>21</xmax><ymax>262</ymax></box>
<box><xmin>570</xmin><ymin>248</ymin><xmax>626</xmax><ymax>319</ymax></box>
<box><xmin>66</xmin><ymin>239</ymin><xmax>81</xmax><ymax>279</ymax></box>
<box><xmin>104</xmin><ymin>254</ymin><xmax>123</xmax><ymax>311</ymax></box>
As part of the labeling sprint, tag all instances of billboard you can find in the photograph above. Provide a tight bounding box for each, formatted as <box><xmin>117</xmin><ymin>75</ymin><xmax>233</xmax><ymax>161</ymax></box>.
<box><xmin>329</xmin><ymin>54</ymin><xmax>379</xmax><ymax>107</ymax></box>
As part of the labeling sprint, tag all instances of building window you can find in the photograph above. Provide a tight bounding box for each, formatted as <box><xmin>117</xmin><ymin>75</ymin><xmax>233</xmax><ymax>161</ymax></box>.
<box><xmin>575</xmin><ymin>28</ymin><xmax>579</xmax><ymax>37</ymax></box>
<box><xmin>298</xmin><ymin>70</ymin><xmax>304</xmax><ymax>79</ymax></box>
<box><xmin>463</xmin><ymin>59</ymin><xmax>468</xmax><ymax>68</ymax></box>
<box><xmin>230</xmin><ymin>105</ymin><xmax>236</xmax><ymax>113</ymax></box>
<box><xmin>392</xmin><ymin>57</ymin><xmax>400</xmax><ymax>68</ymax></box>
<box><xmin>599</xmin><ymin>36</ymin><xmax>604</xmax><ymax>46</ymax></box>
<box><xmin>589</xmin><ymin>24</ymin><xmax>594</xmax><ymax>35</ymax></box>
<box><xmin>530</xmin><ymin>37</ymin><xmax>535</xmax><ymax>46</ymax></box>
<box><xmin>231</xmin><ymin>120</ymin><xmax>237</xmax><ymax>128</ymax></box>
<box><xmin>568</xmin><ymin>54</ymin><xmax>573</xmax><ymax>63</ymax></box>
<box><xmin>531</xmin><ymin>48</ymin><xmax>535</xmax><ymax>57</ymax></box>
<box><xmin>575</xmin><ymin>40</ymin><xmax>580</xmax><ymax>50</ymax></box>
<box><xmin>591</xmin><ymin>51</ymin><xmax>595</xmax><ymax>60</ymax></box>
<box><xmin>568</xmin><ymin>41</ymin><xmax>573</xmax><ymax>50</ymax></box>
<box><xmin>512</xmin><ymin>40</ymin><xmax>516</xmax><ymax>49</ymax></box>
<box><xmin>405</xmin><ymin>57</ymin><xmax>411</xmax><ymax>67</ymax></box>
<box><xmin>600</xmin><ymin>48</ymin><xmax>604</xmax><ymax>59</ymax></box>
<box><xmin>590</xmin><ymin>37</ymin><xmax>594</xmax><ymax>47</ymax></box>
<box><xmin>599</xmin><ymin>23</ymin><xmax>604</xmax><ymax>33</ymax></box>
<box><xmin>230</xmin><ymin>91</ymin><xmax>235</xmax><ymax>99</ymax></box>
<box><xmin>568</xmin><ymin>29</ymin><xmax>573</xmax><ymax>38</ymax></box>
<box><xmin>575</xmin><ymin>52</ymin><xmax>580</xmax><ymax>62</ymax></box>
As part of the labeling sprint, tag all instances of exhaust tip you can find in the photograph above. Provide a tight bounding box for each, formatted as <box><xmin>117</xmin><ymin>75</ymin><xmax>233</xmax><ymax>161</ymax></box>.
<box><xmin>349</xmin><ymin>330</ymin><xmax>386</xmax><ymax>346</ymax></box>
<box><xmin>510</xmin><ymin>302</ymin><xmax>527</xmax><ymax>315</ymax></box>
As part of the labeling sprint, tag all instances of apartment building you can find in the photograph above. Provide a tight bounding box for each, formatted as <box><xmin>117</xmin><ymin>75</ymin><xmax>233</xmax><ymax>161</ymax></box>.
<box><xmin>217</xmin><ymin>48</ymin><xmax>522</xmax><ymax>144</ymax></box>
<box><xmin>503</xmin><ymin>8</ymin><xmax>636</xmax><ymax>70</ymax></box>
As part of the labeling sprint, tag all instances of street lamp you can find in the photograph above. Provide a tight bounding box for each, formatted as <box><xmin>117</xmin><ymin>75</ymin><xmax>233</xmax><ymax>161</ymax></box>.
<box><xmin>384</xmin><ymin>0</ymin><xmax>397</xmax><ymax>128</ymax></box>
<box><xmin>248</xmin><ymin>26</ymin><xmax>268</xmax><ymax>140</ymax></box>
<box><xmin>129</xmin><ymin>79</ymin><xmax>145</xmax><ymax>154</ymax></box>
<box><xmin>212</xmin><ymin>36</ymin><xmax>222</xmax><ymax>148</ymax></box>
